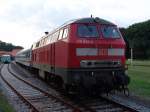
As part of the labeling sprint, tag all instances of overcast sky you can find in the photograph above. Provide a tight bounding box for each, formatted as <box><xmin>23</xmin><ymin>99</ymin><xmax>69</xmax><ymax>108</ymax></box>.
<box><xmin>0</xmin><ymin>0</ymin><xmax>150</xmax><ymax>49</ymax></box>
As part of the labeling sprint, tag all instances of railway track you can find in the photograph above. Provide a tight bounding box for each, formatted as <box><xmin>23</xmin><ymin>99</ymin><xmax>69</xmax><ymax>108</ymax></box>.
<box><xmin>0</xmin><ymin>63</ymin><xmax>139</xmax><ymax>112</ymax></box>
<box><xmin>0</xmin><ymin>64</ymin><xmax>81</xmax><ymax>112</ymax></box>
<box><xmin>72</xmin><ymin>96</ymin><xmax>139</xmax><ymax>112</ymax></box>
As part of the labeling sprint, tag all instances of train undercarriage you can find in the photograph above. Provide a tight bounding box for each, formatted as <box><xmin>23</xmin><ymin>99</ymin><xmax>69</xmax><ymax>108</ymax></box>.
<box><xmin>65</xmin><ymin>67</ymin><xmax>130</xmax><ymax>95</ymax></box>
<box><xmin>17</xmin><ymin>62</ymin><xmax>130</xmax><ymax>95</ymax></box>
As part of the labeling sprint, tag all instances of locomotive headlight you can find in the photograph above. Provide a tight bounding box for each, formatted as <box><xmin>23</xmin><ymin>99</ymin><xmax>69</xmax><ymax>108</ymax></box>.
<box><xmin>116</xmin><ymin>60</ymin><xmax>121</xmax><ymax>65</ymax></box>
<box><xmin>80</xmin><ymin>60</ymin><xmax>94</xmax><ymax>67</ymax></box>
<box><xmin>125</xmin><ymin>70</ymin><xmax>128</xmax><ymax>75</ymax></box>
<box><xmin>76</xmin><ymin>48</ymin><xmax>98</xmax><ymax>56</ymax></box>
<box><xmin>125</xmin><ymin>64</ymin><xmax>128</xmax><ymax>70</ymax></box>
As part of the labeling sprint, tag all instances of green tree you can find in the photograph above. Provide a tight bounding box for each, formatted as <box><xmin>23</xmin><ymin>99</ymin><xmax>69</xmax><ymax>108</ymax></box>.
<box><xmin>0</xmin><ymin>40</ymin><xmax>23</xmax><ymax>51</ymax></box>
<box><xmin>120</xmin><ymin>20</ymin><xmax>150</xmax><ymax>59</ymax></box>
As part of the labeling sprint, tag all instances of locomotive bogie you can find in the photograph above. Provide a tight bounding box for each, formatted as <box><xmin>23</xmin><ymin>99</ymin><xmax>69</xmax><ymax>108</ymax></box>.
<box><xmin>62</xmin><ymin>67</ymin><xmax>129</xmax><ymax>93</ymax></box>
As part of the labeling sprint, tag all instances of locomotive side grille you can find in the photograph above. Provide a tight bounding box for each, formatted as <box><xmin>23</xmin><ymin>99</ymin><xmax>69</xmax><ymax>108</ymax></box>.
<box><xmin>80</xmin><ymin>60</ymin><xmax>121</xmax><ymax>68</ymax></box>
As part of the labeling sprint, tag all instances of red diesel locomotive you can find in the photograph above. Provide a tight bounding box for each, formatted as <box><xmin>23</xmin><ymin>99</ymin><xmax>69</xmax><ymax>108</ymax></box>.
<box><xmin>16</xmin><ymin>17</ymin><xmax>130</xmax><ymax>94</ymax></box>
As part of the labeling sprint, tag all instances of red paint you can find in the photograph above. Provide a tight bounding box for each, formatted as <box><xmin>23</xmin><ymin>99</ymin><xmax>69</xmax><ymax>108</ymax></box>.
<box><xmin>31</xmin><ymin>21</ymin><xmax>126</xmax><ymax>69</ymax></box>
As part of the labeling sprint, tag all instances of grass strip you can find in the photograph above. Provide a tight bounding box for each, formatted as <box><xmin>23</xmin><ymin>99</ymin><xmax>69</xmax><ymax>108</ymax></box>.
<box><xmin>128</xmin><ymin>65</ymin><xmax>150</xmax><ymax>99</ymax></box>
<box><xmin>0</xmin><ymin>85</ymin><xmax>15</xmax><ymax>112</ymax></box>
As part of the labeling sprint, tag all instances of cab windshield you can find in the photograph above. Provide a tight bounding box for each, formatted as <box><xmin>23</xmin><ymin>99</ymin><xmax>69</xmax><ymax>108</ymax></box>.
<box><xmin>78</xmin><ymin>25</ymin><xmax>99</xmax><ymax>37</ymax></box>
<box><xmin>101</xmin><ymin>26</ymin><xmax>120</xmax><ymax>38</ymax></box>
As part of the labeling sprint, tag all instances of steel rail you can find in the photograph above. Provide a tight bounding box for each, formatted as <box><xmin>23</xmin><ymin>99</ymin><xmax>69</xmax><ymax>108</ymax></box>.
<box><xmin>8</xmin><ymin>64</ymin><xmax>81</xmax><ymax>112</ymax></box>
<box><xmin>0</xmin><ymin>64</ymin><xmax>39</xmax><ymax>112</ymax></box>
<box><xmin>100</xmin><ymin>96</ymin><xmax>139</xmax><ymax>112</ymax></box>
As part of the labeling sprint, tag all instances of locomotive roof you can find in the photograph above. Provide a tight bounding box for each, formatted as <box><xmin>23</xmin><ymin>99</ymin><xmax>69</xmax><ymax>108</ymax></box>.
<box><xmin>62</xmin><ymin>17</ymin><xmax>115</xmax><ymax>26</ymax></box>
<box><xmin>31</xmin><ymin>17</ymin><xmax>116</xmax><ymax>49</ymax></box>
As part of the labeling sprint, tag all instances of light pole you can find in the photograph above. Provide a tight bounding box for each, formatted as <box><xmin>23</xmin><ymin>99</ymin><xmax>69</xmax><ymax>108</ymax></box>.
<box><xmin>130</xmin><ymin>47</ymin><xmax>133</xmax><ymax>65</ymax></box>
<box><xmin>130</xmin><ymin>41</ymin><xmax>133</xmax><ymax>66</ymax></box>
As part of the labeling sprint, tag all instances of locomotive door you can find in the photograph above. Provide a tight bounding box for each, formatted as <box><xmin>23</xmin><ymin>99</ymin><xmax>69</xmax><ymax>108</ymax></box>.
<box><xmin>51</xmin><ymin>43</ymin><xmax>55</xmax><ymax>73</ymax></box>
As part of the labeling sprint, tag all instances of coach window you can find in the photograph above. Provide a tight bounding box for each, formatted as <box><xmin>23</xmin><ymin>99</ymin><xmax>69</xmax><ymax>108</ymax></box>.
<box><xmin>42</xmin><ymin>39</ymin><xmax>44</xmax><ymax>45</ymax></box>
<box><xmin>41</xmin><ymin>40</ymin><xmax>43</xmax><ymax>46</ymax></box>
<box><xmin>32</xmin><ymin>44</ymin><xmax>36</xmax><ymax>49</ymax></box>
<box><xmin>58</xmin><ymin>29</ymin><xmax>64</xmax><ymax>40</ymax></box>
<box><xmin>44</xmin><ymin>38</ymin><xmax>48</xmax><ymax>45</ymax></box>
<box><xmin>45</xmin><ymin>37</ymin><xmax>48</xmax><ymax>45</ymax></box>
<box><xmin>55</xmin><ymin>31</ymin><xmax>59</xmax><ymax>40</ymax></box>
<box><xmin>48</xmin><ymin>35</ymin><xmax>52</xmax><ymax>43</ymax></box>
<box><xmin>42</xmin><ymin>39</ymin><xmax>45</xmax><ymax>46</ymax></box>
<box><xmin>52</xmin><ymin>33</ymin><xmax>55</xmax><ymax>42</ymax></box>
<box><xmin>40</xmin><ymin>40</ymin><xmax>42</xmax><ymax>47</ymax></box>
<box><xmin>36</xmin><ymin>42</ymin><xmax>40</xmax><ymax>48</ymax></box>
<box><xmin>53</xmin><ymin>32</ymin><xmax>59</xmax><ymax>42</ymax></box>
<box><xmin>51</xmin><ymin>34</ymin><xmax>54</xmax><ymax>43</ymax></box>
<box><xmin>62</xmin><ymin>28</ymin><xmax>68</xmax><ymax>38</ymax></box>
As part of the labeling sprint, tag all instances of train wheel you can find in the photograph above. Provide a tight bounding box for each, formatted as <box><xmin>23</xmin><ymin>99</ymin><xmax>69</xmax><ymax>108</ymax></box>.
<box><xmin>65</xmin><ymin>84</ymin><xmax>71</xmax><ymax>94</ymax></box>
<box><xmin>64</xmin><ymin>84</ymin><xmax>78</xmax><ymax>95</ymax></box>
<box><xmin>45</xmin><ymin>73</ymin><xmax>49</xmax><ymax>82</ymax></box>
<box><xmin>55</xmin><ymin>76</ymin><xmax>63</xmax><ymax>88</ymax></box>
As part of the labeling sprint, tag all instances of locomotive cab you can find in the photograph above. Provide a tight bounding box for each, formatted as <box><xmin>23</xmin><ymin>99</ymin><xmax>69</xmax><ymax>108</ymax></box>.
<box><xmin>66</xmin><ymin>18</ymin><xmax>130</xmax><ymax>93</ymax></box>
